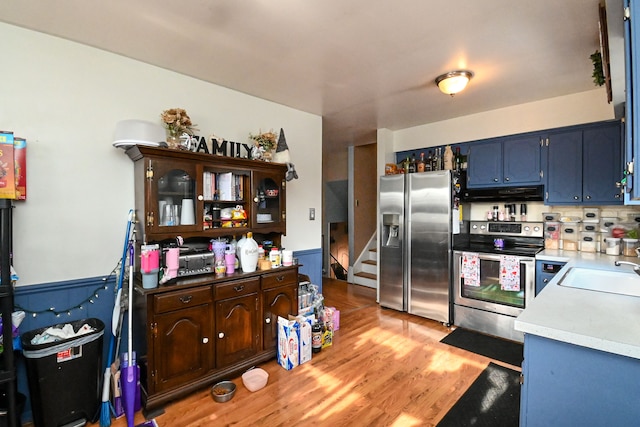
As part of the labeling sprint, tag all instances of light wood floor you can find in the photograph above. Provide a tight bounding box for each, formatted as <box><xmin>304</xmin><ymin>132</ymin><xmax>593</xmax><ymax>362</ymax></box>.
<box><xmin>89</xmin><ymin>278</ymin><xmax>519</xmax><ymax>427</ymax></box>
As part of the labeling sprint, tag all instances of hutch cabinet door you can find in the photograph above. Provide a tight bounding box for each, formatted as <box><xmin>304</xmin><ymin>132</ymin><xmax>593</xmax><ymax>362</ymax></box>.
<box><xmin>252</xmin><ymin>169</ymin><xmax>286</xmax><ymax>234</ymax></box>
<box><xmin>215</xmin><ymin>293</ymin><xmax>260</xmax><ymax>368</ymax></box>
<box><xmin>145</xmin><ymin>158</ymin><xmax>201</xmax><ymax>238</ymax></box>
<box><xmin>262</xmin><ymin>284</ymin><xmax>298</xmax><ymax>352</ymax></box>
<box><xmin>151</xmin><ymin>303</ymin><xmax>213</xmax><ymax>394</ymax></box>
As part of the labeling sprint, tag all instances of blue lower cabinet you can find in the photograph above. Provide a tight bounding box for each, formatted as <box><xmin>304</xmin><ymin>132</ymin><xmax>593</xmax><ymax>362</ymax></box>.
<box><xmin>520</xmin><ymin>334</ymin><xmax>640</xmax><ymax>426</ymax></box>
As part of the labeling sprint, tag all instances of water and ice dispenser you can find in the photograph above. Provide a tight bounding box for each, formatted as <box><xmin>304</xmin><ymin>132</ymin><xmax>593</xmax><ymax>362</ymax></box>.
<box><xmin>381</xmin><ymin>214</ymin><xmax>401</xmax><ymax>248</ymax></box>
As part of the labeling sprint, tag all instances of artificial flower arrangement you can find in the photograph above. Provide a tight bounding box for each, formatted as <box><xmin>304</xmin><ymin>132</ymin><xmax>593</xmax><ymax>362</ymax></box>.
<box><xmin>249</xmin><ymin>129</ymin><xmax>277</xmax><ymax>151</ymax></box>
<box><xmin>161</xmin><ymin>108</ymin><xmax>198</xmax><ymax>137</ymax></box>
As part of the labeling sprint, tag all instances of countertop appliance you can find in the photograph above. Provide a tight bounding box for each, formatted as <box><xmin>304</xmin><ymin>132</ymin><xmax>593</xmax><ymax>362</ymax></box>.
<box><xmin>452</xmin><ymin>221</ymin><xmax>544</xmax><ymax>342</ymax></box>
<box><xmin>379</xmin><ymin>170</ymin><xmax>464</xmax><ymax>325</ymax></box>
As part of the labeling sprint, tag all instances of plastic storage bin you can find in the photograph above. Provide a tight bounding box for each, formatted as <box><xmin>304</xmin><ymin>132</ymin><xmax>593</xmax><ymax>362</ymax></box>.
<box><xmin>21</xmin><ymin>318</ymin><xmax>104</xmax><ymax>427</ymax></box>
<box><xmin>561</xmin><ymin>222</ymin><xmax>580</xmax><ymax>251</ymax></box>
<box><xmin>579</xmin><ymin>231</ymin><xmax>597</xmax><ymax>252</ymax></box>
<box><xmin>544</xmin><ymin>222</ymin><xmax>560</xmax><ymax>249</ymax></box>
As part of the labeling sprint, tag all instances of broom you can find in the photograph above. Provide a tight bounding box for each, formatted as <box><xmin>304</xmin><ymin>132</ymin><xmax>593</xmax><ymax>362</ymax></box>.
<box><xmin>100</xmin><ymin>210</ymin><xmax>134</xmax><ymax>427</ymax></box>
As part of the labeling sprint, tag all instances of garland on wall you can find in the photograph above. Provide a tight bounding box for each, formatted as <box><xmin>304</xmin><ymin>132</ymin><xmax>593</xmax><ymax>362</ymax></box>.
<box><xmin>14</xmin><ymin>260</ymin><xmax>122</xmax><ymax>318</ymax></box>
<box><xmin>14</xmin><ymin>283</ymin><xmax>112</xmax><ymax>318</ymax></box>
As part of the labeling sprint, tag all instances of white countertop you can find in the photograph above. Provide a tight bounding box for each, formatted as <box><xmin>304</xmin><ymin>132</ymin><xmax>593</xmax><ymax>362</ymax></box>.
<box><xmin>515</xmin><ymin>249</ymin><xmax>640</xmax><ymax>359</ymax></box>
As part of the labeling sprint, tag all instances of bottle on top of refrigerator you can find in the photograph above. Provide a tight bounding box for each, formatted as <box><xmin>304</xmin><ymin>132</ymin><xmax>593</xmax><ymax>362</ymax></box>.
<box><xmin>444</xmin><ymin>146</ymin><xmax>454</xmax><ymax>170</ymax></box>
<box><xmin>241</xmin><ymin>232</ymin><xmax>259</xmax><ymax>273</ymax></box>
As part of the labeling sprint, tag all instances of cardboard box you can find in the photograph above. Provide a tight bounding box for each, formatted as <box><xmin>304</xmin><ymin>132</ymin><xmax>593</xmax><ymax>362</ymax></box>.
<box><xmin>0</xmin><ymin>131</ymin><xmax>16</xmax><ymax>199</ymax></box>
<box><xmin>327</xmin><ymin>306</ymin><xmax>340</xmax><ymax>331</ymax></box>
<box><xmin>277</xmin><ymin>316</ymin><xmax>299</xmax><ymax>370</ymax></box>
<box><xmin>289</xmin><ymin>315</ymin><xmax>312</xmax><ymax>365</ymax></box>
<box><xmin>14</xmin><ymin>137</ymin><xmax>26</xmax><ymax>200</ymax></box>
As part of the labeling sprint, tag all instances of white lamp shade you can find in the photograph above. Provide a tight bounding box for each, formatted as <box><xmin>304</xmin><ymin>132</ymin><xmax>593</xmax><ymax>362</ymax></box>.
<box><xmin>435</xmin><ymin>71</ymin><xmax>473</xmax><ymax>95</ymax></box>
<box><xmin>113</xmin><ymin>119</ymin><xmax>165</xmax><ymax>148</ymax></box>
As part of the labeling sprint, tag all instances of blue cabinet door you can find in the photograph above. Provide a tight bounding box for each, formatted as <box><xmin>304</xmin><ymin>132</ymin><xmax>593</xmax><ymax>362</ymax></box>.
<box><xmin>625</xmin><ymin>0</ymin><xmax>640</xmax><ymax>203</ymax></box>
<box><xmin>503</xmin><ymin>135</ymin><xmax>542</xmax><ymax>185</ymax></box>
<box><xmin>583</xmin><ymin>122</ymin><xmax>623</xmax><ymax>204</ymax></box>
<box><xmin>467</xmin><ymin>139</ymin><xmax>502</xmax><ymax>187</ymax></box>
<box><xmin>521</xmin><ymin>334</ymin><xmax>640</xmax><ymax>427</ymax></box>
<box><xmin>546</xmin><ymin>130</ymin><xmax>582</xmax><ymax>203</ymax></box>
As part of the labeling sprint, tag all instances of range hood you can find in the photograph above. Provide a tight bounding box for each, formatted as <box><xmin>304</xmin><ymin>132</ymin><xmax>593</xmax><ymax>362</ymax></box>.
<box><xmin>461</xmin><ymin>185</ymin><xmax>544</xmax><ymax>202</ymax></box>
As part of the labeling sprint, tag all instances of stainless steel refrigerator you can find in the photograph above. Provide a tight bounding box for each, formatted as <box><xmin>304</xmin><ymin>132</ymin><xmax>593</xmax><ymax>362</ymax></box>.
<box><xmin>379</xmin><ymin>170</ymin><xmax>462</xmax><ymax>325</ymax></box>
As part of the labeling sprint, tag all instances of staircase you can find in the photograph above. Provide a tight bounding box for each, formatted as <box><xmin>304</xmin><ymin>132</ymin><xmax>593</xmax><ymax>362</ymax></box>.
<box><xmin>351</xmin><ymin>234</ymin><xmax>377</xmax><ymax>288</ymax></box>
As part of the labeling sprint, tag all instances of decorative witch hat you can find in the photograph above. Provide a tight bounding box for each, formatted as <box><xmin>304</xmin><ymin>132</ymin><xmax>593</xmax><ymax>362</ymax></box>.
<box><xmin>275</xmin><ymin>128</ymin><xmax>288</xmax><ymax>152</ymax></box>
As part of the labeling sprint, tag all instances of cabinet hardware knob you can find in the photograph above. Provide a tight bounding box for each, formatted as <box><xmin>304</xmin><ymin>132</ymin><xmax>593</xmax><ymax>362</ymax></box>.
<box><xmin>505</xmin><ymin>177</ymin><xmax>510</xmax><ymax>181</ymax></box>
<box><xmin>234</xmin><ymin>285</ymin><xmax>245</xmax><ymax>292</ymax></box>
<box><xmin>197</xmin><ymin>195</ymin><xmax>204</xmax><ymax>201</ymax></box>
<box><xmin>276</xmin><ymin>276</ymin><xmax>284</xmax><ymax>282</ymax></box>
<box><xmin>218</xmin><ymin>332</ymin><xmax>224</xmax><ymax>339</ymax></box>
<box><xmin>265</xmin><ymin>318</ymin><xmax>271</xmax><ymax>324</ymax></box>
<box><xmin>254</xmin><ymin>197</ymin><xmax>259</xmax><ymax>203</ymax></box>
<box><xmin>493</xmin><ymin>178</ymin><xmax>499</xmax><ymax>182</ymax></box>
<box><xmin>573</xmin><ymin>196</ymin><xmax>579</xmax><ymax>200</ymax></box>
<box><xmin>543</xmin><ymin>279</ymin><xmax>549</xmax><ymax>283</ymax></box>
<box><xmin>585</xmin><ymin>195</ymin><xmax>591</xmax><ymax>200</ymax></box>
<box><xmin>179</xmin><ymin>295</ymin><xmax>193</xmax><ymax>304</ymax></box>
<box><xmin>615</xmin><ymin>194</ymin><xmax>621</xmax><ymax>199</ymax></box>
<box><xmin>202</xmin><ymin>337</ymin><xmax>209</xmax><ymax>344</ymax></box>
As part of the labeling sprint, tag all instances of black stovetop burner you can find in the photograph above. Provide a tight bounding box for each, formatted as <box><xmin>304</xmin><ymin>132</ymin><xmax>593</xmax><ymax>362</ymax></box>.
<box><xmin>453</xmin><ymin>220</ymin><xmax>545</xmax><ymax>257</ymax></box>
<box><xmin>457</xmin><ymin>242</ymin><xmax>544</xmax><ymax>257</ymax></box>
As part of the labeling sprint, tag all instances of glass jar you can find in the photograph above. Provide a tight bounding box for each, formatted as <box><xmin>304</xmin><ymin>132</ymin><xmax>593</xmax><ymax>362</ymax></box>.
<box><xmin>622</xmin><ymin>238</ymin><xmax>639</xmax><ymax>257</ymax></box>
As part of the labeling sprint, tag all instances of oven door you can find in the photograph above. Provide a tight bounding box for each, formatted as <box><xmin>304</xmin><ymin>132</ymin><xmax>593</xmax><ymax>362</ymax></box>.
<box><xmin>453</xmin><ymin>250</ymin><xmax>535</xmax><ymax>317</ymax></box>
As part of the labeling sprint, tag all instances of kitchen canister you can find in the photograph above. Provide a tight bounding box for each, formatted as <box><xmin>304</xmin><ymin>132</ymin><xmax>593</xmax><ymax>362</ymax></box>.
<box><xmin>622</xmin><ymin>238</ymin><xmax>639</xmax><ymax>257</ymax></box>
<box><xmin>605</xmin><ymin>237</ymin><xmax>621</xmax><ymax>255</ymax></box>
<box><xmin>282</xmin><ymin>249</ymin><xmax>293</xmax><ymax>266</ymax></box>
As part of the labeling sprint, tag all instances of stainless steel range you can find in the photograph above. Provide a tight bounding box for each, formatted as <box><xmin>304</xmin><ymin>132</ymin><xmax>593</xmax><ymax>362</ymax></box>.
<box><xmin>452</xmin><ymin>221</ymin><xmax>544</xmax><ymax>343</ymax></box>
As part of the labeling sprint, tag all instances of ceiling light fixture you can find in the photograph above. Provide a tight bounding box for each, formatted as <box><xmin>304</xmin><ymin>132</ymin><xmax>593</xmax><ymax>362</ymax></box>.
<box><xmin>435</xmin><ymin>70</ymin><xmax>474</xmax><ymax>96</ymax></box>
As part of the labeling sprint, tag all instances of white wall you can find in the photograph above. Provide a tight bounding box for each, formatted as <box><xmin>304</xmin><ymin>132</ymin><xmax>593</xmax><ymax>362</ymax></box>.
<box><xmin>392</xmin><ymin>89</ymin><xmax>615</xmax><ymax>151</ymax></box>
<box><xmin>0</xmin><ymin>23</ymin><xmax>322</xmax><ymax>285</ymax></box>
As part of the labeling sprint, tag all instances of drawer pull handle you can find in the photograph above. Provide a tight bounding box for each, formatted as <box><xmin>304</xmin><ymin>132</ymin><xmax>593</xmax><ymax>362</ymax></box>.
<box><xmin>265</xmin><ymin>317</ymin><xmax>271</xmax><ymax>324</ymax></box>
<box><xmin>179</xmin><ymin>295</ymin><xmax>193</xmax><ymax>304</ymax></box>
<box><xmin>234</xmin><ymin>285</ymin><xmax>245</xmax><ymax>292</ymax></box>
<box><xmin>276</xmin><ymin>275</ymin><xmax>285</xmax><ymax>282</ymax></box>
<box><xmin>218</xmin><ymin>332</ymin><xmax>225</xmax><ymax>339</ymax></box>
<box><xmin>202</xmin><ymin>337</ymin><xmax>209</xmax><ymax>344</ymax></box>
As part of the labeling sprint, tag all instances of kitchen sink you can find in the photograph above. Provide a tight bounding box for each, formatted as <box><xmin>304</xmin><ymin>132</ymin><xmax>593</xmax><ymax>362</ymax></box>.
<box><xmin>558</xmin><ymin>267</ymin><xmax>640</xmax><ymax>297</ymax></box>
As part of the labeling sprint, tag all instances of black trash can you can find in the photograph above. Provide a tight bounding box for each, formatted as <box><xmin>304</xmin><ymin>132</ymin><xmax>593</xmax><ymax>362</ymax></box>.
<box><xmin>21</xmin><ymin>318</ymin><xmax>104</xmax><ymax>427</ymax></box>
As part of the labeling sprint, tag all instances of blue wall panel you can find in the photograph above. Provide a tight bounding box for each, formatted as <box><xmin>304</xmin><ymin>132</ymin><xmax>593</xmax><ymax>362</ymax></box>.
<box><xmin>294</xmin><ymin>248</ymin><xmax>323</xmax><ymax>292</ymax></box>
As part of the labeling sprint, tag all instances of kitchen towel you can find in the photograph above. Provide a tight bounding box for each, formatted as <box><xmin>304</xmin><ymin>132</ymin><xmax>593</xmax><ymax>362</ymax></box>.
<box><xmin>499</xmin><ymin>255</ymin><xmax>520</xmax><ymax>291</ymax></box>
<box><xmin>461</xmin><ymin>252</ymin><xmax>480</xmax><ymax>287</ymax></box>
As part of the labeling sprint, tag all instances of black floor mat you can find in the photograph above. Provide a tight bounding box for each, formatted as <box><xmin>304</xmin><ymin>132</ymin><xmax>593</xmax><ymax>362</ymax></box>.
<box><xmin>436</xmin><ymin>362</ymin><xmax>521</xmax><ymax>427</ymax></box>
<box><xmin>440</xmin><ymin>328</ymin><xmax>523</xmax><ymax>367</ymax></box>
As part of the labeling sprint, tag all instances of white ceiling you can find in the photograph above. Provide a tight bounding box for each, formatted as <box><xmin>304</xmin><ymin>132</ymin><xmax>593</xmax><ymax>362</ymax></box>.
<box><xmin>0</xmin><ymin>0</ymin><xmax>624</xmax><ymax>149</ymax></box>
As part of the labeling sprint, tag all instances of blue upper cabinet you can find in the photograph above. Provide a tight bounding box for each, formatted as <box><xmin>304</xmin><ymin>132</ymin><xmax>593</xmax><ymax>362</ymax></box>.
<box><xmin>546</xmin><ymin>121</ymin><xmax>623</xmax><ymax>205</ymax></box>
<box><xmin>624</xmin><ymin>0</ymin><xmax>640</xmax><ymax>203</ymax></box>
<box><xmin>467</xmin><ymin>135</ymin><xmax>542</xmax><ymax>188</ymax></box>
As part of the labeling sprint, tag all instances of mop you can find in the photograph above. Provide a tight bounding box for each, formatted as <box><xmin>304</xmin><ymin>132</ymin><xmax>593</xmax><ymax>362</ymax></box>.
<box><xmin>122</xmin><ymin>226</ymin><xmax>138</xmax><ymax>427</ymax></box>
<box><xmin>100</xmin><ymin>210</ymin><xmax>134</xmax><ymax>427</ymax></box>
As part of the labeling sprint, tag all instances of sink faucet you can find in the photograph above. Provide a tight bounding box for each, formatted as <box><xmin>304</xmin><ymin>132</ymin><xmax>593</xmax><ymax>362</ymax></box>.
<box><xmin>614</xmin><ymin>260</ymin><xmax>640</xmax><ymax>276</ymax></box>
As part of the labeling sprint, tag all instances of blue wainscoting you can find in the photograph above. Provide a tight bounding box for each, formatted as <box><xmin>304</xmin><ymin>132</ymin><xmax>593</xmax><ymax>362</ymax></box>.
<box><xmin>294</xmin><ymin>248</ymin><xmax>322</xmax><ymax>292</ymax></box>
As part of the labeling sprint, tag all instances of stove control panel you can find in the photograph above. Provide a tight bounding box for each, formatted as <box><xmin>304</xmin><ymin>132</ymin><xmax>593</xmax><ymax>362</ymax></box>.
<box><xmin>470</xmin><ymin>221</ymin><xmax>543</xmax><ymax>237</ymax></box>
